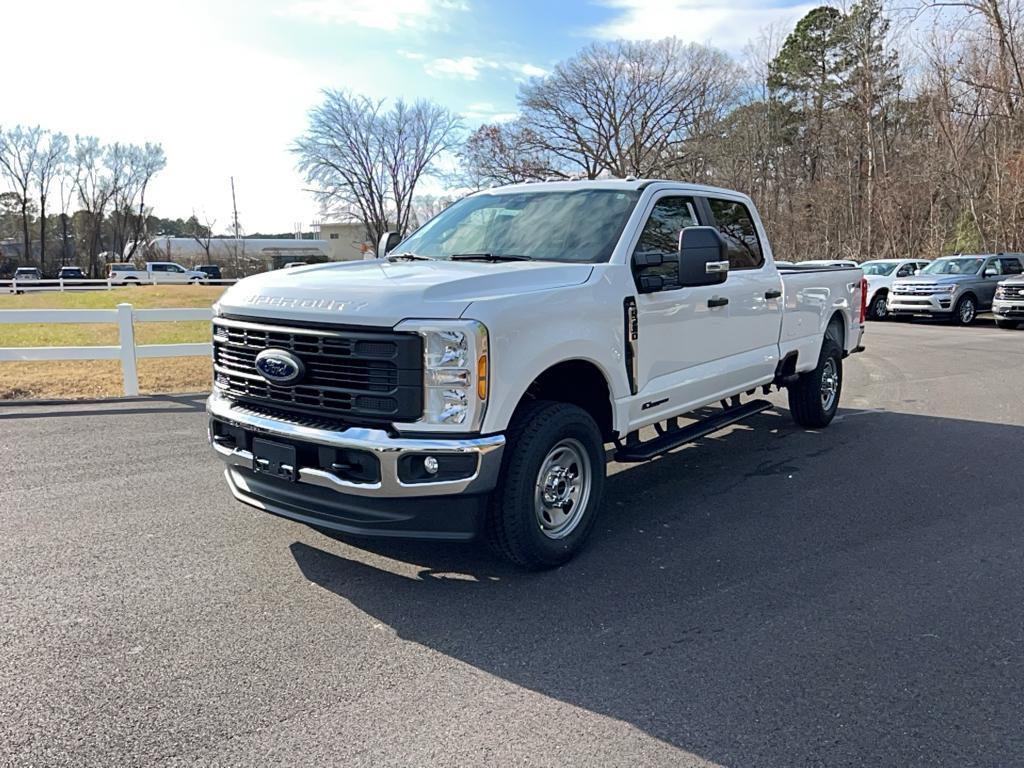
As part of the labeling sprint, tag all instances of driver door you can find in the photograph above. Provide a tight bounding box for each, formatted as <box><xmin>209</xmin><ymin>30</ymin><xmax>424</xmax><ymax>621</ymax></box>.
<box><xmin>628</xmin><ymin>194</ymin><xmax>733</xmax><ymax>428</ymax></box>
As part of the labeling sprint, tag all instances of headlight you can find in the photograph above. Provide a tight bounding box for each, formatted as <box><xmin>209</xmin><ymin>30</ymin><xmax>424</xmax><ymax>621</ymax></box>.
<box><xmin>935</xmin><ymin>285</ymin><xmax>956</xmax><ymax>293</ymax></box>
<box><xmin>395</xmin><ymin>319</ymin><xmax>489</xmax><ymax>432</ymax></box>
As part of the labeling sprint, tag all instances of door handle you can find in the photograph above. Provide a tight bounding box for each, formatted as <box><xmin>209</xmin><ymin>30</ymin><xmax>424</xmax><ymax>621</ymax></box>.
<box><xmin>707</xmin><ymin>297</ymin><xmax>729</xmax><ymax>308</ymax></box>
<box><xmin>764</xmin><ymin>289</ymin><xmax>782</xmax><ymax>300</ymax></box>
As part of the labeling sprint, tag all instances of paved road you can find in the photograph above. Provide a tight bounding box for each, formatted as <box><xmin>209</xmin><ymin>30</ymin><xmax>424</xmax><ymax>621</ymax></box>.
<box><xmin>2</xmin><ymin>321</ymin><xmax>1023</xmax><ymax>767</ymax></box>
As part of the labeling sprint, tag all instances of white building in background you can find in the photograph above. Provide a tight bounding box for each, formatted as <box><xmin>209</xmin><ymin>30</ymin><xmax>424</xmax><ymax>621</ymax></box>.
<box><xmin>318</xmin><ymin>222</ymin><xmax>374</xmax><ymax>260</ymax></box>
<box><xmin>129</xmin><ymin>237</ymin><xmax>333</xmax><ymax>273</ymax></box>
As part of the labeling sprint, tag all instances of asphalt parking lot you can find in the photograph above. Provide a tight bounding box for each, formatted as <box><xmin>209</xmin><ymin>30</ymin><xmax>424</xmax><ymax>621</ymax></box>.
<box><xmin>1</xmin><ymin>320</ymin><xmax>1022</xmax><ymax>767</ymax></box>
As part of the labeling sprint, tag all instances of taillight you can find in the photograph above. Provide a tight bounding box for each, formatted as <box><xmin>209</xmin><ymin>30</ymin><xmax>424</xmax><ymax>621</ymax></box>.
<box><xmin>859</xmin><ymin>277</ymin><xmax>868</xmax><ymax>323</ymax></box>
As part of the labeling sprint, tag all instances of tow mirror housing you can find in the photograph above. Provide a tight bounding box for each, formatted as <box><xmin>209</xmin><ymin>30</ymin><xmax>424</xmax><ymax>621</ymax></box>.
<box><xmin>377</xmin><ymin>231</ymin><xmax>402</xmax><ymax>259</ymax></box>
<box><xmin>678</xmin><ymin>226</ymin><xmax>729</xmax><ymax>287</ymax></box>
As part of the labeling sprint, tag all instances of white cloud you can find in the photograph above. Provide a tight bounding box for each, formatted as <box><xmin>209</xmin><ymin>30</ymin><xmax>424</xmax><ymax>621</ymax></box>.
<box><xmin>518</xmin><ymin>63</ymin><xmax>548</xmax><ymax>78</ymax></box>
<box><xmin>588</xmin><ymin>0</ymin><xmax>817</xmax><ymax>49</ymax></box>
<box><xmin>286</xmin><ymin>0</ymin><xmax>467</xmax><ymax>31</ymax></box>
<box><xmin>397</xmin><ymin>49</ymin><xmax>427</xmax><ymax>60</ymax></box>
<box><xmin>460</xmin><ymin>103</ymin><xmax>519</xmax><ymax>123</ymax></box>
<box><xmin>426</xmin><ymin>56</ymin><xmax>500</xmax><ymax>79</ymax></box>
<box><xmin>425</xmin><ymin>57</ymin><xmax>548</xmax><ymax>81</ymax></box>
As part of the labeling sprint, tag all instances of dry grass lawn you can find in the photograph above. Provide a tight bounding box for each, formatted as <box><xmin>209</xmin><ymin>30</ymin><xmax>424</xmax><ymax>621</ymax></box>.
<box><xmin>0</xmin><ymin>286</ymin><xmax>226</xmax><ymax>400</ymax></box>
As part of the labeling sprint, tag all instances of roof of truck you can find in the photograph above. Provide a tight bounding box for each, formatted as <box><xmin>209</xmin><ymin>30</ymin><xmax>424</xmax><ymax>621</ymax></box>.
<box><xmin>476</xmin><ymin>178</ymin><xmax>752</xmax><ymax>200</ymax></box>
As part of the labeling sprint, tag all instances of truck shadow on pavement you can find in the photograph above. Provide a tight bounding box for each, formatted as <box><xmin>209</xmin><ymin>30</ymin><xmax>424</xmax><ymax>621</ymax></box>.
<box><xmin>290</xmin><ymin>408</ymin><xmax>1024</xmax><ymax>766</ymax></box>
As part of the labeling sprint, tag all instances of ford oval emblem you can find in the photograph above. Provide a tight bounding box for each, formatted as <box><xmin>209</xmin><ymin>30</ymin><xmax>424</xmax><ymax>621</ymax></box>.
<box><xmin>254</xmin><ymin>349</ymin><xmax>305</xmax><ymax>385</ymax></box>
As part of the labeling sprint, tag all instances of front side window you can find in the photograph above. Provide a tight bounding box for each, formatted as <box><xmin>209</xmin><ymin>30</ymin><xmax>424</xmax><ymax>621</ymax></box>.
<box><xmin>896</xmin><ymin>263</ymin><xmax>917</xmax><ymax>277</ymax></box>
<box><xmin>707</xmin><ymin>198</ymin><xmax>764</xmax><ymax>270</ymax></box>
<box><xmin>631</xmin><ymin>196</ymin><xmax>698</xmax><ymax>290</ymax></box>
<box><xmin>862</xmin><ymin>261</ymin><xmax>899</xmax><ymax>276</ymax></box>
<box><xmin>397</xmin><ymin>189</ymin><xmax>640</xmax><ymax>264</ymax></box>
<box><xmin>999</xmin><ymin>257</ymin><xmax>1023</xmax><ymax>275</ymax></box>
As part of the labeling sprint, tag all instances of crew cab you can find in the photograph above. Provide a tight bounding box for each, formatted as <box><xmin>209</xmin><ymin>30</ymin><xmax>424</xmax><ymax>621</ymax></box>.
<box><xmin>109</xmin><ymin>261</ymin><xmax>207</xmax><ymax>285</ymax></box>
<box><xmin>993</xmin><ymin>273</ymin><xmax>1024</xmax><ymax>329</ymax></box>
<box><xmin>888</xmin><ymin>254</ymin><xmax>1023</xmax><ymax>325</ymax></box>
<box><xmin>860</xmin><ymin>258</ymin><xmax>930</xmax><ymax>320</ymax></box>
<box><xmin>207</xmin><ymin>180</ymin><xmax>865</xmax><ymax>569</ymax></box>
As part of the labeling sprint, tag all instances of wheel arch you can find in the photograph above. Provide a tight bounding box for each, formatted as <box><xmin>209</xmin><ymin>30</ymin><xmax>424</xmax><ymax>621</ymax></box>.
<box><xmin>511</xmin><ymin>358</ymin><xmax>616</xmax><ymax>443</ymax></box>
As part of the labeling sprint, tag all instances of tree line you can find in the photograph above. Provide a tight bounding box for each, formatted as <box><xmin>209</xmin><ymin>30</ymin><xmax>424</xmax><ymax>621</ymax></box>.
<box><xmin>296</xmin><ymin>0</ymin><xmax>1024</xmax><ymax>262</ymax></box>
<box><xmin>0</xmin><ymin>129</ymin><xmax>168</xmax><ymax>277</ymax></box>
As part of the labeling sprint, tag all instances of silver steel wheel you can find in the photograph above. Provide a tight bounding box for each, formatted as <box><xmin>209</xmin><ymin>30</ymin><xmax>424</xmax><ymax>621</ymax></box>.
<box><xmin>820</xmin><ymin>357</ymin><xmax>839</xmax><ymax>412</ymax></box>
<box><xmin>959</xmin><ymin>298</ymin><xmax>975</xmax><ymax>324</ymax></box>
<box><xmin>873</xmin><ymin>295</ymin><xmax>887</xmax><ymax>319</ymax></box>
<box><xmin>534</xmin><ymin>438</ymin><xmax>592</xmax><ymax>540</ymax></box>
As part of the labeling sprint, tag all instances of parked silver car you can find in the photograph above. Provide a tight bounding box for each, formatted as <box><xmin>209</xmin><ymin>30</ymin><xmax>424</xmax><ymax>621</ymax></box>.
<box><xmin>888</xmin><ymin>254</ymin><xmax>1024</xmax><ymax>325</ymax></box>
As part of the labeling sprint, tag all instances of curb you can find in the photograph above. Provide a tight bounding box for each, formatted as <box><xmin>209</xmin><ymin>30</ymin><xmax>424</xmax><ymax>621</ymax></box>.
<box><xmin>0</xmin><ymin>392</ymin><xmax>209</xmax><ymax>408</ymax></box>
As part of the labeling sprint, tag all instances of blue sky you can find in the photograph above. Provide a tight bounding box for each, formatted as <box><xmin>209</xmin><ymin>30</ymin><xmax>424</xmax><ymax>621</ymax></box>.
<box><xmin>2</xmin><ymin>0</ymin><xmax>816</xmax><ymax>233</ymax></box>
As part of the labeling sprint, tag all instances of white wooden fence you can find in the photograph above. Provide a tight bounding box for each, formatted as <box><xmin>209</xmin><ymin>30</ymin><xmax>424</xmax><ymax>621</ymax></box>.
<box><xmin>0</xmin><ymin>304</ymin><xmax>213</xmax><ymax>396</ymax></box>
<box><xmin>2</xmin><ymin>278</ymin><xmax>238</xmax><ymax>293</ymax></box>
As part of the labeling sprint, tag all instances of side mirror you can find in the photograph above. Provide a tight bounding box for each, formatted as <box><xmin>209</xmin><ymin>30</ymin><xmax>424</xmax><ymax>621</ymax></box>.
<box><xmin>914</xmin><ymin>269</ymin><xmax>922</xmax><ymax>275</ymax></box>
<box><xmin>984</xmin><ymin>266</ymin><xmax>998</xmax><ymax>277</ymax></box>
<box><xmin>377</xmin><ymin>231</ymin><xmax>402</xmax><ymax>259</ymax></box>
<box><xmin>678</xmin><ymin>226</ymin><xmax>729</xmax><ymax>287</ymax></box>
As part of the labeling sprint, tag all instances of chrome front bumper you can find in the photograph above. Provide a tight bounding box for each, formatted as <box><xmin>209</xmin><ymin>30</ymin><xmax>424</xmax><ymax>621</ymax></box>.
<box><xmin>887</xmin><ymin>292</ymin><xmax>955</xmax><ymax>314</ymax></box>
<box><xmin>207</xmin><ymin>392</ymin><xmax>505</xmax><ymax>498</ymax></box>
<box><xmin>993</xmin><ymin>298</ymin><xmax>1024</xmax><ymax>317</ymax></box>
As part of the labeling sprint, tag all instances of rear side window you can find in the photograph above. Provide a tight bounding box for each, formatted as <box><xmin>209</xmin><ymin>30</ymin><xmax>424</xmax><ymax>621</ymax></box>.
<box><xmin>707</xmin><ymin>198</ymin><xmax>764</xmax><ymax>270</ymax></box>
<box><xmin>1000</xmin><ymin>257</ymin><xmax>1023</xmax><ymax>275</ymax></box>
<box><xmin>632</xmin><ymin>196</ymin><xmax>698</xmax><ymax>290</ymax></box>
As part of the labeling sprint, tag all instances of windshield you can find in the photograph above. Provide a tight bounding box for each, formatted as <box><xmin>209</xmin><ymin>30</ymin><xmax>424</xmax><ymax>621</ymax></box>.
<box><xmin>397</xmin><ymin>189</ymin><xmax>641</xmax><ymax>263</ymax></box>
<box><xmin>861</xmin><ymin>261</ymin><xmax>899</xmax><ymax>276</ymax></box>
<box><xmin>922</xmin><ymin>257</ymin><xmax>984</xmax><ymax>276</ymax></box>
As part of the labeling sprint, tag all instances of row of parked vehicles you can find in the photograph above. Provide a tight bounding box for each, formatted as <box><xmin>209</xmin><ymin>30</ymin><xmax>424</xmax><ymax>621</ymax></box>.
<box><xmin>855</xmin><ymin>254</ymin><xmax>1024</xmax><ymax>328</ymax></box>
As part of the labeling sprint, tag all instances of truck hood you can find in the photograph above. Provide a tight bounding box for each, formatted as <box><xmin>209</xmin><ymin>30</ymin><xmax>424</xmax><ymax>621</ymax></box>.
<box><xmin>216</xmin><ymin>259</ymin><xmax>594</xmax><ymax>326</ymax></box>
<box><xmin>999</xmin><ymin>275</ymin><xmax>1024</xmax><ymax>287</ymax></box>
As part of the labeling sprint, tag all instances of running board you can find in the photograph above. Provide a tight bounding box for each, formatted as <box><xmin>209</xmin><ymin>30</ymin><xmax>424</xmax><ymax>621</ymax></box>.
<box><xmin>614</xmin><ymin>399</ymin><xmax>773</xmax><ymax>463</ymax></box>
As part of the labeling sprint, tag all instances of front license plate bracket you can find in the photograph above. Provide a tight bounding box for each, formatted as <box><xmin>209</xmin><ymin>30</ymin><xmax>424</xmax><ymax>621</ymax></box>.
<box><xmin>252</xmin><ymin>438</ymin><xmax>298</xmax><ymax>482</ymax></box>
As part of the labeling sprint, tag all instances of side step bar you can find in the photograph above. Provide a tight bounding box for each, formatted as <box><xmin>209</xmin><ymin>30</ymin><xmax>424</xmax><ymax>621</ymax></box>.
<box><xmin>614</xmin><ymin>399</ymin><xmax>773</xmax><ymax>463</ymax></box>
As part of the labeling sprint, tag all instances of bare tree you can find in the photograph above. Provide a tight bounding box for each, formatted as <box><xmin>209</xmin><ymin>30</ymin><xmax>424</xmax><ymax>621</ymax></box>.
<box><xmin>294</xmin><ymin>91</ymin><xmax>462</xmax><ymax>244</ymax></box>
<box><xmin>32</xmin><ymin>130</ymin><xmax>70</xmax><ymax>274</ymax></box>
<box><xmin>459</xmin><ymin>122</ymin><xmax>553</xmax><ymax>186</ymax></box>
<box><xmin>188</xmin><ymin>212</ymin><xmax>215</xmax><ymax>263</ymax></box>
<box><xmin>0</xmin><ymin>125</ymin><xmax>43</xmax><ymax>264</ymax></box>
<box><xmin>518</xmin><ymin>38</ymin><xmax>741</xmax><ymax>178</ymax></box>
<box><xmin>72</xmin><ymin>136</ymin><xmax>116</xmax><ymax>276</ymax></box>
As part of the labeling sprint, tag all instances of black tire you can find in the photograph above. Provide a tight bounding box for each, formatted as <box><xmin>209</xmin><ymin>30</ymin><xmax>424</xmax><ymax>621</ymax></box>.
<box><xmin>787</xmin><ymin>336</ymin><xmax>843</xmax><ymax>429</ymax></box>
<box><xmin>995</xmin><ymin>318</ymin><xmax>1020</xmax><ymax>330</ymax></box>
<box><xmin>867</xmin><ymin>292</ymin><xmax>889</xmax><ymax>320</ymax></box>
<box><xmin>485</xmin><ymin>400</ymin><xmax>606</xmax><ymax>570</ymax></box>
<box><xmin>952</xmin><ymin>294</ymin><xmax>976</xmax><ymax>326</ymax></box>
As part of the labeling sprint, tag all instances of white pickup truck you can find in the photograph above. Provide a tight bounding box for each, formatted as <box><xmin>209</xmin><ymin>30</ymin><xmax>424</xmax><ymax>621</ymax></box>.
<box><xmin>207</xmin><ymin>180</ymin><xmax>865</xmax><ymax>568</ymax></box>
<box><xmin>109</xmin><ymin>261</ymin><xmax>208</xmax><ymax>285</ymax></box>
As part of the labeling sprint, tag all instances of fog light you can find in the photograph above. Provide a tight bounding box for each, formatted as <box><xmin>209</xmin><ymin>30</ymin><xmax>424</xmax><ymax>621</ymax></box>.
<box><xmin>423</xmin><ymin>456</ymin><xmax>439</xmax><ymax>475</ymax></box>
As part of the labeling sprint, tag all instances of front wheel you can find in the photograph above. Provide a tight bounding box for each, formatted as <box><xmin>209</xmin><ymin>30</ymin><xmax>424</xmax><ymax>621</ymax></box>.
<box><xmin>867</xmin><ymin>292</ymin><xmax>889</xmax><ymax>320</ymax></box>
<box><xmin>995</xmin><ymin>318</ymin><xmax>1020</xmax><ymax>330</ymax></box>
<box><xmin>485</xmin><ymin>401</ymin><xmax>606</xmax><ymax>570</ymax></box>
<box><xmin>787</xmin><ymin>337</ymin><xmax>843</xmax><ymax>428</ymax></box>
<box><xmin>952</xmin><ymin>295</ymin><xmax>976</xmax><ymax>326</ymax></box>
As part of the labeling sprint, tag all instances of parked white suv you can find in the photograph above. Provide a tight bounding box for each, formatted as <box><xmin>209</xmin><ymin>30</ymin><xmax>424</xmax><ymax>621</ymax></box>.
<box><xmin>860</xmin><ymin>259</ymin><xmax>930</xmax><ymax>320</ymax></box>
<box><xmin>207</xmin><ymin>180</ymin><xmax>865</xmax><ymax>568</ymax></box>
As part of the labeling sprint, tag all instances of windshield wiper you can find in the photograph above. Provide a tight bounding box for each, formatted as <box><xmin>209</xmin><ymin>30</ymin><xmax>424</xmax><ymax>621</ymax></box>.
<box><xmin>387</xmin><ymin>251</ymin><xmax>435</xmax><ymax>261</ymax></box>
<box><xmin>449</xmin><ymin>253</ymin><xmax>532</xmax><ymax>262</ymax></box>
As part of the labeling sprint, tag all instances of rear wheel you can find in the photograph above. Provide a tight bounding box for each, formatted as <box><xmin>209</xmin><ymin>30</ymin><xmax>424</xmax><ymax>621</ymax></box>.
<box><xmin>485</xmin><ymin>401</ymin><xmax>605</xmax><ymax>570</ymax></box>
<box><xmin>995</xmin><ymin>318</ymin><xmax>1020</xmax><ymax>330</ymax></box>
<box><xmin>952</xmin><ymin>295</ymin><xmax>976</xmax><ymax>326</ymax></box>
<box><xmin>787</xmin><ymin>337</ymin><xmax>843</xmax><ymax>428</ymax></box>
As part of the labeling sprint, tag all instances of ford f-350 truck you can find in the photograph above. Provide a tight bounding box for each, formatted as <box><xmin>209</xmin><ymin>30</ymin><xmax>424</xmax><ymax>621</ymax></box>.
<box><xmin>208</xmin><ymin>180</ymin><xmax>865</xmax><ymax>569</ymax></box>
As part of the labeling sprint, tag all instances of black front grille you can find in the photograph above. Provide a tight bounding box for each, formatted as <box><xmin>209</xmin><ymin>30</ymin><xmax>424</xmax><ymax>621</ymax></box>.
<box><xmin>213</xmin><ymin>317</ymin><xmax>422</xmax><ymax>423</ymax></box>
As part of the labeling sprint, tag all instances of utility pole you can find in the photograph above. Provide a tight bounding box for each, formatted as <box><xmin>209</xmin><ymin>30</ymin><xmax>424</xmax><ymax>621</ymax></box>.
<box><xmin>230</xmin><ymin>176</ymin><xmax>240</xmax><ymax>240</ymax></box>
